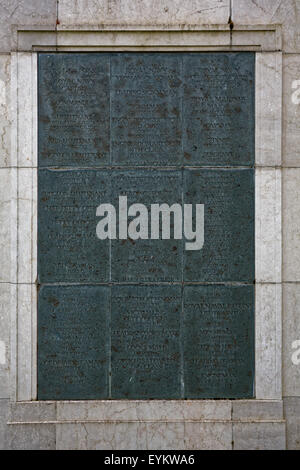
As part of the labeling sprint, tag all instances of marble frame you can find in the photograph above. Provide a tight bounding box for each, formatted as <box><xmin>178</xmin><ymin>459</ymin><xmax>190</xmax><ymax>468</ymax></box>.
<box><xmin>10</xmin><ymin>25</ymin><xmax>282</xmax><ymax>403</ymax></box>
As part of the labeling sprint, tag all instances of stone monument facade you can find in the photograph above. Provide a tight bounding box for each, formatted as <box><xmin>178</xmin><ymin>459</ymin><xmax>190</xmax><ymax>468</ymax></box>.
<box><xmin>0</xmin><ymin>0</ymin><xmax>299</xmax><ymax>450</ymax></box>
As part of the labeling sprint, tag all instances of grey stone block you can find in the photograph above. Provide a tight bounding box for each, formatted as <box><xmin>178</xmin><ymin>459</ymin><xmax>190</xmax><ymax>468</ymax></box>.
<box><xmin>284</xmin><ymin>397</ymin><xmax>300</xmax><ymax>450</ymax></box>
<box><xmin>0</xmin><ymin>284</ymin><xmax>10</xmax><ymax>398</ymax></box>
<box><xmin>10</xmin><ymin>402</ymin><xmax>56</xmax><ymax>422</ymax></box>
<box><xmin>0</xmin><ymin>1</ymin><xmax>57</xmax><ymax>52</ymax></box>
<box><xmin>0</xmin><ymin>55</ymin><xmax>10</xmax><ymax>167</ymax></box>
<box><xmin>185</xmin><ymin>422</ymin><xmax>232</xmax><ymax>450</ymax></box>
<box><xmin>58</xmin><ymin>1</ymin><xmax>230</xmax><ymax>27</ymax></box>
<box><xmin>283</xmin><ymin>54</ymin><xmax>300</xmax><ymax>167</ymax></box>
<box><xmin>282</xmin><ymin>283</ymin><xmax>300</xmax><ymax>396</ymax></box>
<box><xmin>0</xmin><ymin>399</ymin><xmax>9</xmax><ymax>450</ymax></box>
<box><xmin>233</xmin><ymin>422</ymin><xmax>286</xmax><ymax>450</ymax></box>
<box><xmin>232</xmin><ymin>0</ymin><xmax>300</xmax><ymax>53</ymax></box>
<box><xmin>233</xmin><ymin>400</ymin><xmax>283</xmax><ymax>420</ymax></box>
<box><xmin>56</xmin><ymin>420</ymin><xmax>232</xmax><ymax>450</ymax></box>
<box><xmin>7</xmin><ymin>423</ymin><xmax>56</xmax><ymax>450</ymax></box>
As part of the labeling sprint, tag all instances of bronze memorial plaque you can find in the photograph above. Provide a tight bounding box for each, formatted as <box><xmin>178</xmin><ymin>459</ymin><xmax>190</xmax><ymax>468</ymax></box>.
<box><xmin>38</xmin><ymin>52</ymin><xmax>255</xmax><ymax>399</ymax></box>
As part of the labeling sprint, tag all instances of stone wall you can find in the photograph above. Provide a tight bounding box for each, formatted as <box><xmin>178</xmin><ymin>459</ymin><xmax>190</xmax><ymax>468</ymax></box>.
<box><xmin>0</xmin><ymin>0</ymin><xmax>299</xmax><ymax>450</ymax></box>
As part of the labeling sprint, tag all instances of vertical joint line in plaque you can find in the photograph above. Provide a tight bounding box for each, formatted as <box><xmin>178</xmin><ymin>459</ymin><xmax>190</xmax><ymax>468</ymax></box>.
<box><xmin>109</xmin><ymin>57</ymin><xmax>112</xmax><ymax>283</ymax></box>
<box><xmin>109</xmin><ymin>53</ymin><xmax>112</xmax><ymax>403</ymax></box>
<box><xmin>181</xmin><ymin>58</ymin><xmax>184</xmax><ymax>285</ymax></box>
<box><xmin>109</xmin><ymin>285</ymin><xmax>112</xmax><ymax>398</ymax></box>
<box><xmin>180</xmin><ymin>58</ymin><xmax>185</xmax><ymax>398</ymax></box>
<box><xmin>180</xmin><ymin>282</ymin><xmax>184</xmax><ymax>398</ymax></box>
